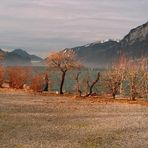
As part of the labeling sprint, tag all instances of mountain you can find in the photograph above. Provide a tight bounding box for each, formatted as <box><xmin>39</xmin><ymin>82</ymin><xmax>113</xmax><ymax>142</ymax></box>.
<box><xmin>29</xmin><ymin>55</ymin><xmax>43</xmax><ymax>61</ymax></box>
<box><xmin>120</xmin><ymin>22</ymin><xmax>148</xmax><ymax>58</ymax></box>
<box><xmin>66</xmin><ymin>40</ymin><xmax>120</xmax><ymax>67</ymax></box>
<box><xmin>12</xmin><ymin>49</ymin><xmax>43</xmax><ymax>61</ymax></box>
<box><xmin>66</xmin><ymin>22</ymin><xmax>148</xmax><ymax>68</ymax></box>
<box><xmin>0</xmin><ymin>49</ymin><xmax>43</xmax><ymax>66</ymax></box>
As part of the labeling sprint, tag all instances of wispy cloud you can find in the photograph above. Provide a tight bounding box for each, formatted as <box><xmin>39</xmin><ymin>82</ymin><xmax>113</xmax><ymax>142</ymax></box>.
<box><xmin>0</xmin><ymin>0</ymin><xmax>148</xmax><ymax>57</ymax></box>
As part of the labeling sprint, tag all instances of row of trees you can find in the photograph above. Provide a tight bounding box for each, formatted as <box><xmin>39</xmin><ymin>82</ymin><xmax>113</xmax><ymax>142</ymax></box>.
<box><xmin>0</xmin><ymin>50</ymin><xmax>147</xmax><ymax>100</ymax></box>
<box><xmin>46</xmin><ymin>50</ymin><xmax>147</xmax><ymax>100</ymax></box>
<box><xmin>102</xmin><ymin>59</ymin><xmax>147</xmax><ymax>100</ymax></box>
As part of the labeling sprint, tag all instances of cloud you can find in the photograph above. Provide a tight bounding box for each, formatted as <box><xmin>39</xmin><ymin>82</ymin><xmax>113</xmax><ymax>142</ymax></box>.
<box><xmin>0</xmin><ymin>0</ymin><xmax>148</xmax><ymax>57</ymax></box>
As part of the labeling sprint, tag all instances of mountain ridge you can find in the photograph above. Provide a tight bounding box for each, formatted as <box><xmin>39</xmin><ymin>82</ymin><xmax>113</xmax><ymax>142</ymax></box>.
<box><xmin>65</xmin><ymin>22</ymin><xmax>148</xmax><ymax>67</ymax></box>
<box><xmin>0</xmin><ymin>48</ymin><xmax>43</xmax><ymax>66</ymax></box>
<box><xmin>1</xmin><ymin>22</ymin><xmax>148</xmax><ymax>67</ymax></box>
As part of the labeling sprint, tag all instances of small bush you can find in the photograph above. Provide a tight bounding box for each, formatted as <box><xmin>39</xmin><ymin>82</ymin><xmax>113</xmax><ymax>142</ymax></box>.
<box><xmin>0</xmin><ymin>66</ymin><xmax>5</xmax><ymax>87</ymax></box>
<box><xmin>7</xmin><ymin>66</ymin><xmax>31</xmax><ymax>89</ymax></box>
<box><xmin>30</xmin><ymin>74</ymin><xmax>45</xmax><ymax>92</ymax></box>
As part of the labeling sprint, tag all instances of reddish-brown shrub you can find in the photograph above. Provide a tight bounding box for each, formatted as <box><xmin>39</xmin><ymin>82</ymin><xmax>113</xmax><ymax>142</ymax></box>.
<box><xmin>0</xmin><ymin>66</ymin><xmax>5</xmax><ymax>87</ymax></box>
<box><xmin>30</xmin><ymin>74</ymin><xmax>44</xmax><ymax>92</ymax></box>
<box><xmin>7</xmin><ymin>66</ymin><xmax>31</xmax><ymax>89</ymax></box>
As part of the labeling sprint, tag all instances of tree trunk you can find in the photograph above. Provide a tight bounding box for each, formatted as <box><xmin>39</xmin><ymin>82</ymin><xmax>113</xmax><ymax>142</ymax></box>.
<box><xmin>85</xmin><ymin>72</ymin><xmax>100</xmax><ymax>97</ymax></box>
<box><xmin>44</xmin><ymin>74</ymin><xmax>49</xmax><ymax>91</ymax></box>
<box><xmin>112</xmin><ymin>92</ymin><xmax>116</xmax><ymax>99</ymax></box>
<box><xmin>131</xmin><ymin>91</ymin><xmax>136</xmax><ymax>101</ymax></box>
<box><xmin>76</xmin><ymin>82</ymin><xmax>82</xmax><ymax>97</ymax></box>
<box><xmin>119</xmin><ymin>81</ymin><xmax>123</xmax><ymax>96</ymax></box>
<box><xmin>60</xmin><ymin>71</ymin><xmax>66</xmax><ymax>94</ymax></box>
<box><xmin>131</xmin><ymin>95</ymin><xmax>136</xmax><ymax>101</ymax></box>
<box><xmin>77</xmin><ymin>84</ymin><xmax>82</xmax><ymax>97</ymax></box>
<box><xmin>44</xmin><ymin>82</ymin><xmax>48</xmax><ymax>91</ymax></box>
<box><xmin>75</xmin><ymin>72</ymin><xmax>82</xmax><ymax>97</ymax></box>
<box><xmin>131</xmin><ymin>85</ymin><xmax>136</xmax><ymax>101</ymax></box>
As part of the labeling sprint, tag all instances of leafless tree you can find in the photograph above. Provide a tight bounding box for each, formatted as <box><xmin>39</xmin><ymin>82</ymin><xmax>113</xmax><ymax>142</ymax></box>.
<box><xmin>47</xmin><ymin>50</ymin><xmax>81</xmax><ymax>94</ymax></box>
<box><xmin>85</xmin><ymin>72</ymin><xmax>100</xmax><ymax>97</ymax></box>
<box><xmin>73</xmin><ymin>70</ymin><xmax>82</xmax><ymax>96</ymax></box>
<box><xmin>126</xmin><ymin>59</ymin><xmax>147</xmax><ymax>100</ymax></box>
<box><xmin>103</xmin><ymin>67</ymin><xmax>125</xmax><ymax>99</ymax></box>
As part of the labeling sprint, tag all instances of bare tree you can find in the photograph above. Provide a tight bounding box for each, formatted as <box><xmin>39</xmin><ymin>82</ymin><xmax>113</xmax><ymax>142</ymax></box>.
<box><xmin>103</xmin><ymin>57</ymin><xmax>147</xmax><ymax>100</ymax></box>
<box><xmin>43</xmin><ymin>73</ymin><xmax>49</xmax><ymax>91</ymax></box>
<box><xmin>103</xmin><ymin>68</ymin><xmax>125</xmax><ymax>99</ymax></box>
<box><xmin>116</xmin><ymin>53</ymin><xmax>128</xmax><ymax>96</ymax></box>
<box><xmin>85</xmin><ymin>72</ymin><xmax>100</xmax><ymax>97</ymax></box>
<box><xmin>47</xmin><ymin>50</ymin><xmax>81</xmax><ymax>94</ymax></box>
<box><xmin>126</xmin><ymin>59</ymin><xmax>147</xmax><ymax>100</ymax></box>
<box><xmin>73</xmin><ymin>70</ymin><xmax>82</xmax><ymax>96</ymax></box>
<box><xmin>102</xmin><ymin>53</ymin><xmax>128</xmax><ymax>99</ymax></box>
<box><xmin>72</xmin><ymin>69</ymin><xmax>100</xmax><ymax>97</ymax></box>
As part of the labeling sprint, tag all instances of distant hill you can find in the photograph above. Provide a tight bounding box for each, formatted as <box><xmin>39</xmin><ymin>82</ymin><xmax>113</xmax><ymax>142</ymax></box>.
<box><xmin>0</xmin><ymin>49</ymin><xmax>43</xmax><ymax>66</ymax></box>
<box><xmin>65</xmin><ymin>22</ymin><xmax>148</xmax><ymax>68</ymax></box>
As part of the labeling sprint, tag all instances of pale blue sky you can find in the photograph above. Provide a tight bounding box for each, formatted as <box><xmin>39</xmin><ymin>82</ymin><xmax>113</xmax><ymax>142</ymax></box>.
<box><xmin>0</xmin><ymin>0</ymin><xmax>148</xmax><ymax>57</ymax></box>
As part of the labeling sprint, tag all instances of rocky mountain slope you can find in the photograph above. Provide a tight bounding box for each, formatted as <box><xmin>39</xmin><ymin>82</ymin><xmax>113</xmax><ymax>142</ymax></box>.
<box><xmin>67</xmin><ymin>22</ymin><xmax>148</xmax><ymax>67</ymax></box>
<box><xmin>120</xmin><ymin>22</ymin><xmax>148</xmax><ymax>58</ymax></box>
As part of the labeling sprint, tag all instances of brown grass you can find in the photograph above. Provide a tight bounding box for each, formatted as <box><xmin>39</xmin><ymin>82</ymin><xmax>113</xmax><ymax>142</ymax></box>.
<box><xmin>0</xmin><ymin>89</ymin><xmax>148</xmax><ymax>147</ymax></box>
<box><xmin>34</xmin><ymin>91</ymin><xmax>148</xmax><ymax>107</ymax></box>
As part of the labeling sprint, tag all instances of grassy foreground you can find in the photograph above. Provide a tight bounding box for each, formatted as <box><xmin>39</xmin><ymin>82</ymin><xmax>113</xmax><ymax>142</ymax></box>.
<box><xmin>0</xmin><ymin>90</ymin><xmax>148</xmax><ymax>148</ymax></box>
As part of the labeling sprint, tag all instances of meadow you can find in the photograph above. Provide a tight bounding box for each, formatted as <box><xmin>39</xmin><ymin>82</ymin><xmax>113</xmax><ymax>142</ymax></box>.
<box><xmin>0</xmin><ymin>89</ymin><xmax>148</xmax><ymax>148</ymax></box>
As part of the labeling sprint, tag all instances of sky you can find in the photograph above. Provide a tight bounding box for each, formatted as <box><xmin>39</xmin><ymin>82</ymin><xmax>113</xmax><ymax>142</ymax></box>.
<box><xmin>0</xmin><ymin>0</ymin><xmax>148</xmax><ymax>57</ymax></box>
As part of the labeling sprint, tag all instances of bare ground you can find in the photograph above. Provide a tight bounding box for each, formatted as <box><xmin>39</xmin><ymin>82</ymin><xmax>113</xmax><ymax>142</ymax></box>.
<box><xmin>0</xmin><ymin>90</ymin><xmax>148</xmax><ymax>148</ymax></box>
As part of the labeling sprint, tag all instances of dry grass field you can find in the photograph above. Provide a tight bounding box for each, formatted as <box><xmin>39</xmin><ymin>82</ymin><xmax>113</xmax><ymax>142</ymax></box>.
<box><xmin>0</xmin><ymin>90</ymin><xmax>148</xmax><ymax>148</ymax></box>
